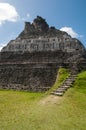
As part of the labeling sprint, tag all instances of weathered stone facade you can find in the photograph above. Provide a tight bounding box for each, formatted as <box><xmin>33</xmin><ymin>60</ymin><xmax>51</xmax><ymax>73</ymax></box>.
<box><xmin>2</xmin><ymin>36</ymin><xmax>84</xmax><ymax>53</ymax></box>
<box><xmin>0</xmin><ymin>16</ymin><xmax>86</xmax><ymax>91</ymax></box>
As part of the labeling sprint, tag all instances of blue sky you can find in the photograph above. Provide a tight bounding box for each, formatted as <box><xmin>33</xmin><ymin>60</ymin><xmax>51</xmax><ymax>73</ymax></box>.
<box><xmin>0</xmin><ymin>0</ymin><xmax>86</xmax><ymax>49</ymax></box>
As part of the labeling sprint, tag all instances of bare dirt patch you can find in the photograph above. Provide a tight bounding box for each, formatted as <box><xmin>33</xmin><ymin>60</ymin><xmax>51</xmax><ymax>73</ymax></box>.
<box><xmin>39</xmin><ymin>95</ymin><xmax>62</xmax><ymax>105</ymax></box>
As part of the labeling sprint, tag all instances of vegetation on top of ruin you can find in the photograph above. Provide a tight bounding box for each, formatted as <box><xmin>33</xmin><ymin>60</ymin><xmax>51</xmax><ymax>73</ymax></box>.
<box><xmin>46</xmin><ymin>68</ymin><xmax>69</xmax><ymax>94</ymax></box>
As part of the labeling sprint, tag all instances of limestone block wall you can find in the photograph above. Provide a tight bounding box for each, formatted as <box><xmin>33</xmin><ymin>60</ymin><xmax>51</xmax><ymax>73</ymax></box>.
<box><xmin>0</xmin><ymin>63</ymin><xmax>58</xmax><ymax>91</ymax></box>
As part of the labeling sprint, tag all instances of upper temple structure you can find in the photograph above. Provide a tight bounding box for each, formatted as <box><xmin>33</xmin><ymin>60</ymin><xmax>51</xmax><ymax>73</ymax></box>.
<box><xmin>1</xmin><ymin>16</ymin><xmax>85</xmax><ymax>53</ymax></box>
<box><xmin>0</xmin><ymin>16</ymin><xmax>86</xmax><ymax>91</ymax></box>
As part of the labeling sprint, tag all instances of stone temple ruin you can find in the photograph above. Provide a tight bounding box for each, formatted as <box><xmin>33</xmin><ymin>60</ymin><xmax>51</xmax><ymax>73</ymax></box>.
<box><xmin>0</xmin><ymin>16</ymin><xmax>86</xmax><ymax>91</ymax></box>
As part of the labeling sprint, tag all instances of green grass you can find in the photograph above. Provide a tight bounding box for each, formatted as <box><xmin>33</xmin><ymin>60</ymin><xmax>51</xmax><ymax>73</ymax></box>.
<box><xmin>54</xmin><ymin>68</ymin><xmax>69</xmax><ymax>86</ymax></box>
<box><xmin>0</xmin><ymin>70</ymin><xmax>86</xmax><ymax>130</ymax></box>
<box><xmin>47</xmin><ymin>68</ymin><xmax>69</xmax><ymax>93</ymax></box>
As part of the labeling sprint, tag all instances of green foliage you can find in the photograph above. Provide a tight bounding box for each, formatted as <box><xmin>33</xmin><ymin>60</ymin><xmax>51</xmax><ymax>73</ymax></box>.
<box><xmin>0</xmin><ymin>70</ymin><xmax>86</xmax><ymax>130</ymax></box>
<box><xmin>57</xmin><ymin>68</ymin><xmax>69</xmax><ymax>86</ymax></box>
<box><xmin>48</xmin><ymin>68</ymin><xmax>69</xmax><ymax>93</ymax></box>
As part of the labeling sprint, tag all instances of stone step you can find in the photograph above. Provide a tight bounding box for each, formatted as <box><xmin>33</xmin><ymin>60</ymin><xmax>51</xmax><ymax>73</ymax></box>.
<box><xmin>57</xmin><ymin>88</ymin><xmax>67</xmax><ymax>91</ymax></box>
<box><xmin>63</xmin><ymin>81</ymin><xmax>73</xmax><ymax>84</ymax></box>
<box><xmin>55</xmin><ymin>88</ymin><xmax>67</xmax><ymax>91</ymax></box>
<box><xmin>67</xmin><ymin>78</ymin><xmax>75</xmax><ymax>80</ymax></box>
<box><xmin>59</xmin><ymin>85</ymin><xmax>70</xmax><ymax>88</ymax></box>
<box><xmin>65</xmin><ymin>79</ymin><xmax>75</xmax><ymax>82</ymax></box>
<box><xmin>60</xmin><ymin>86</ymin><xmax>70</xmax><ymax>89</ymax></box>
<box><xmin>51</xmin><ymin>73</ymin><xmax>78</xmax><ymax>96</ymax></box>
<box><xmin>55</xmin><ymin>90</ymin><xmax>65</xmax><ymax>93</ymax></box>
<box><xmin>53</xmin><ymin>92</ymin><xmax>64</xmax><ymax>96</ymax></box>
<box><xmin>64</xmin><ymin>82</ymin><xmax>72</xmax><ymax>84</ymax></box>
<box><xmin>62</xmin><ymin>84</ymin><xmax>72</xmax><ymax>86</ymax></box>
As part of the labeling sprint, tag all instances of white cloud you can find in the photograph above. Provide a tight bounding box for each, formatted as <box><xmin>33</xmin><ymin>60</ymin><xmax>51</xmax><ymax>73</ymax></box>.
<box><xmin>60</xmin><ymin>27</ymin><xmax>79</xmax><ymax>38</ymax></box>
<box><xmin>0</xmin><ymin>3</ymin><xmax>19</xmax><ymax>25</ymax></box>
<box><xmin>0</xmin><ymin>43</ymin><xmax>7</xmax><ymax>51</ymax></box>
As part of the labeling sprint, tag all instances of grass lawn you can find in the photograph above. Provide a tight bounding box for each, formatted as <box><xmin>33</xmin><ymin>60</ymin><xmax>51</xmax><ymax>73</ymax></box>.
<box><xmin>0</xmin><ymin>70</ymin><xmax>86</xmax><ymax>130</ymax></box>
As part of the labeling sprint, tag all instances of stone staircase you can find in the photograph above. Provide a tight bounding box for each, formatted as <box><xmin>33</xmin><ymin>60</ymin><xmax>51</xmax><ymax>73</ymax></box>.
<box><xmin>51</xmin><ymin>73</ymin><xmax>78</xmax><ymax>96</ymax></box>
